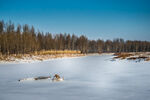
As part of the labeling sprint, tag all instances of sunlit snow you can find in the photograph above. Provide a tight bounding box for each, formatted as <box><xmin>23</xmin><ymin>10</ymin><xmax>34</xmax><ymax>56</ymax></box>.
<box><xmin>0</xmin><ymin>55</ymin><xmax>150</xmax><ymax>100</ymax></box>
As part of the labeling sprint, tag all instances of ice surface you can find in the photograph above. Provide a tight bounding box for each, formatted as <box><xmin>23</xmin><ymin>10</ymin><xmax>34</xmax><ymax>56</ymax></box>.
<box><xmin>0</xmin><ymin>55</ymin><xmax>150</xmax><ymax>100</ymax></box>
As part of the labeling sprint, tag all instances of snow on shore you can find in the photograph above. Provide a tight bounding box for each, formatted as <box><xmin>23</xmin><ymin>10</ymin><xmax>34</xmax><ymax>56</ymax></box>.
<box><xmin>0</xmin><ymin>54</ymin><xmax>86</xmax><ymax>64</ymax></box>
<box><xmin>113</xmin><ymin>52</ymin><xmax>150</xmax><ymax>62</ymax></box>
<box><xmin>1</xmin><ymin>52</ymin><xmax>150</xmax><ymax>64</ymax></box>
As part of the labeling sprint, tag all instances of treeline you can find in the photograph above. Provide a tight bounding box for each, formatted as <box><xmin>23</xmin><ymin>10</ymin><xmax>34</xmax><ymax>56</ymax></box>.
<box><xmin>0</xmin><ymin>20</ymin><xmax>150</xmax><ymax>55</ymax></box>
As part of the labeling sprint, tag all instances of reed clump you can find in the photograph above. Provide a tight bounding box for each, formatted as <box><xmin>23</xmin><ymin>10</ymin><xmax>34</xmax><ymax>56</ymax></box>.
<box><xmin>0</xmin><ymin>50</ymin><xmax>82</xmax><ymax>62</ymax></box>
<box><xmin>114</xmin><ymin>53</ymin><xmax>133</xmax><ymax>59</ymax></box>
<box><xmin>114</xmin><ymin>52</ymin><xmax>150</xmax><ymax>62</ymax></box>
<box><xmin>36</xmin><ymin>50</ymin><xmax>81</xmax><ymax>55</ymax></box>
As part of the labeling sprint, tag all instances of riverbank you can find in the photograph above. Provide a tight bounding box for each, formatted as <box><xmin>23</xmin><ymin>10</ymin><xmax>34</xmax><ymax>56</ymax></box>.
<box><xmin>113</xmin><ymin>52</ymin><xmax>150</xmax><ymax>62</ymax></box>
<box><xmin>0</xmin><ymin>50</ymin><xmax>87</xmax><ymax>64</ymax></box>
<box><xmin>1</xmin><ymin>52</ymin><xmax>150</xmax><ymax>64</ymax></box>
<box><xmin>0</xmin><ymin>53</ymin><xmax>86</xmax><ymax>64</ymax></box>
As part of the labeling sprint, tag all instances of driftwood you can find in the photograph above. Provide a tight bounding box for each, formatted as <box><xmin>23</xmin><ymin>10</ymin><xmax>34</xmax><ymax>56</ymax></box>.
<box><xmin>18</xmin><ymin>74</ymin><xmax>64</xmax><ymax>82</ymax></box>
<box><xmin>18</xmin><ymin>76</ymin><xmax>51</xmax><ymax>81</ymax></box>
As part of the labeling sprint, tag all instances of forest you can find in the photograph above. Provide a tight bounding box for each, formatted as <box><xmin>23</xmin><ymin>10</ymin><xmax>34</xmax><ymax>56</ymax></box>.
<box><xmin>0</xmin><ymin>20</ymin><xmax>150</xmax><ymax>55</ymax></box>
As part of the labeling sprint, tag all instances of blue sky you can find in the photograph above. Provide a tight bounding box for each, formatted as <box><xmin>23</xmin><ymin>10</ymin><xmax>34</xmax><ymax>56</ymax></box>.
<box><xmin>0</xmin><ymin>0</ymin><xmax>150</xmax><ymax>41</ymax></box>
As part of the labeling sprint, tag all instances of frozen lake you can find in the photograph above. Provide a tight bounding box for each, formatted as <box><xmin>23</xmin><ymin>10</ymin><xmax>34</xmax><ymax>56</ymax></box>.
<box><xmin>0</xmin><ymin>55</ymin><xmax>150</xmax><ymax>100</ymax></box>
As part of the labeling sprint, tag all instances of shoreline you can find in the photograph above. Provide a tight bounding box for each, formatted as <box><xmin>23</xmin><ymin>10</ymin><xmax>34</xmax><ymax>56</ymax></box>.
<box><xmin>0</xmin><ymin>53</ymin><xmax>87</xmax><ymax>64</ymax></box>
<box><xmin>0</xmin><ymin>53</ymin><xmax>113</xmax><ymax>64</ymax></box>
<box><xmin>113</xmin><ymin>52</ymin><xmax>150</xmax><ymax>62</ymax></box>
<box><xmin>2</xmin><ymin>52</ymin><xmax>150</xmax><ymax>64</ymax></box>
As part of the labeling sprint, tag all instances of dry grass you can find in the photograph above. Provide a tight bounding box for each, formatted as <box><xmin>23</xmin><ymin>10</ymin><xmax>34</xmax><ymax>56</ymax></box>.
<box><xmin>127</xmin><ymin>57</ymin><xmax>137</xmax><ymax>60</ymax></box>
<box><xmin>0</xmin><ymin>50</ymin><xmax>83</xmax><ymax>62</ymax></box>
<box><xmin>114</xmin><ymin>53</ymin><xmax>133</xmax><ymax>59</ymax></box>
<box><xmin>0</xmin><ymin>55</ymin><xmax>7</xmax><ymax>60</ymax></box>
<box><xmin>114</xmin><ymin>52</ymin><xmax>150</xmax><ymax>62</ymax></box>
<box><xmin>35</xmin><ymin>50</ymin><xmax>81</xmax><ymax>55</ymax></box>
<box><xmin>146</xmin><ymin>58</ymin><xmax>150</xmax><ymax>61</ymax></box>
